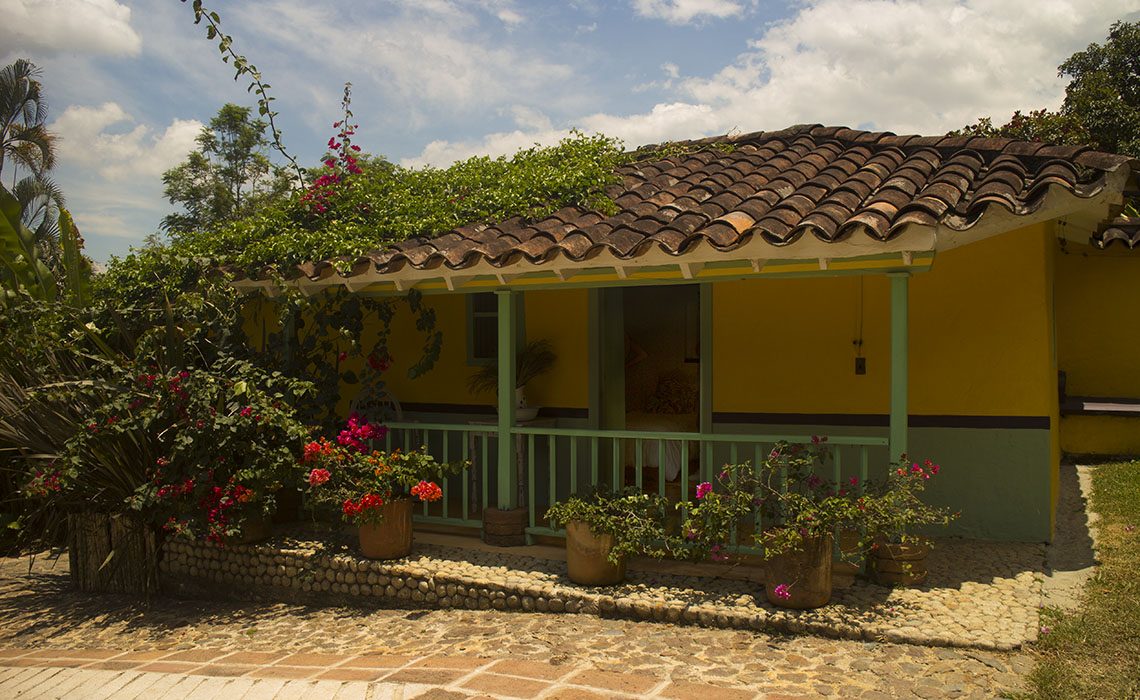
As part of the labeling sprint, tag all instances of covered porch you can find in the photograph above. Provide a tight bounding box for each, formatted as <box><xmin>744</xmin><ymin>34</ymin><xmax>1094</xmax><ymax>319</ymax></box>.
<box><xmin>371</xmin><ymin>257</ymin><xmax>916</xmax><ymax>543</ymax></box>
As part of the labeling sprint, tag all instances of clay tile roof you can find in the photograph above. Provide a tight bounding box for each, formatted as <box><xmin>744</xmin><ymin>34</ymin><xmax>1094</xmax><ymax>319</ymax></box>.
<box><xmin>1093</xmin><ymin>216</ymin><xmax>1140</xmax><ymax>249</ymax></box>
<box><xmin>265</xmin><ymin>125</ymin><xmax>1136</xmax><ymax>282</ymax></box>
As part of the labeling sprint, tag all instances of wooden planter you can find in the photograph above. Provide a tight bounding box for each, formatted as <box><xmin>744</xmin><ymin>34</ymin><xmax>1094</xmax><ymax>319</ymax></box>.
<box><xmin>871</xmin><ymin>540</ymin><xmax>930</xmax><ymax>586</ymax></box>
<box><xmin>69</xmin><ymin>512</ymin><xmax>159</xmax><ymax>596</ymax></box>
<box><xmin>763</xmin><ymin>534</ymin><xmax>833</xmax><ymax>609</ymax></box>
<box><xmin>565</xmin><ymin>520</ymin><xmax>626</xmax><ymax>586</ymax></box>
<box><xmin>357</xmin><ymin>498</ymin><xmax>414</xmax><ymax>559</ymax></box>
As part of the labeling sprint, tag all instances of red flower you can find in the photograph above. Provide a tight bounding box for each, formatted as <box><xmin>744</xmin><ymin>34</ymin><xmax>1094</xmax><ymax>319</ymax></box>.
<box><xmin>308</xmin><ymin>468</ymin><xmax>331</xmax><ymax>487</ymax></box>
<box><xmin>411</xmin><ymin>480</ymin><xmax>443</xmax><ymax>502</ymax></box>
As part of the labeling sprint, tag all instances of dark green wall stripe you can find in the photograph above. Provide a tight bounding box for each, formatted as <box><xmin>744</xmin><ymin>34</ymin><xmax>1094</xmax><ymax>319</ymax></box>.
<box><xmin>713</xmin><ymin>412</ymin><xmax>1050</xmax><ymax>430</ymax></box>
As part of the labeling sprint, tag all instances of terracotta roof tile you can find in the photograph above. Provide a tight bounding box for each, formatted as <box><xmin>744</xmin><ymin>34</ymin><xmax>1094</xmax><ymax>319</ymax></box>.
<box><xmin>251</xmin><ymin>125</ymin><xmax>1136</xmax><ymax>281</ymax></box>
<box><xmin>1093</xmin><ymin>216</ymin><xmax>1140</xmax><ymax>249</ymax></box>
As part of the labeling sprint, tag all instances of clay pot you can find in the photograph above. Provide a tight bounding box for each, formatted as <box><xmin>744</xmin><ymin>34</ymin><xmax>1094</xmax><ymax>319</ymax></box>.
<box><xmin>357</xmin><ymin>498</ymin><xmax>414</xmax><ymax>559</ymax></box>
<box><xmin>565</xmin><ymin>520</ymin><xmax>626</xmax><ymax>586</ymax></box>
<box><xmin>871</xmin><ymin>540</ymin><xmax>930</xmax><ymax>586</ymax></box>
<box><xmin>763</xmin><ymin>533</ymin><xmax>833</xmax><ymax>609</ymax></box>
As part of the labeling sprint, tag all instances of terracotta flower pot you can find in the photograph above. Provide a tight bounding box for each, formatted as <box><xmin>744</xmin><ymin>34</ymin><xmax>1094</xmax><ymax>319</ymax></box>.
<box><xmin>871</xmin><ymin>540</ymin><xmax>930</xmax><ymax>586</ymax></box>
<box><xmin>764</xmin><ymin>533</ymin><xmax>833</xmax><ymax>609</ymax></box>
<box><xmin>565</xmin><ymin>520</ymin><xmax>626</xmax><ymax>586</ymax></box>
<box><xmin>357</xmin><ymin>498</ymin><xmax>414</xmax><ymax>560</ymax></box>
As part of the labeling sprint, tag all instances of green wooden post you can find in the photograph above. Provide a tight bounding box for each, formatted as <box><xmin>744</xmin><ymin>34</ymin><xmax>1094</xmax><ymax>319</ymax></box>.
<box><xmin>600</xmin><ymin>289</ymin><xmax>625</xmax><ymax>429</ymax></box>
<box><xmin>496</xmin><ymin>290</ymin><xmax>518</xmax><ymax>509</ymax></box>
<box><xmin>699</xmin><ymin>283</ymin><xmax>713</xmax><ymax>468</ymax></box>
<box><xmin>699</xmin><ymin>283</ymin><xmax>713</xmax><ymax>433</ymax></box>
<box><xmin>587</xmin><ymin>289</ymin><xmax>601</xmax><ymax>430</ymax></box>
<box><xmin>889</xmin><ymin>273</ymin><xmax>909</xmax><ymax>462</ymax></box>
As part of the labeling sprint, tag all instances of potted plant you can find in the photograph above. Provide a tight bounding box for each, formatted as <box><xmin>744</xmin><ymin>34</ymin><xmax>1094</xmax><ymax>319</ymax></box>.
<box><xmin>862</xmin><ymin>457</ymin><xmax>958</xmax><ymax>586</ymax></box>
<box><xmin>680</xmin><ymin>439</ymin><xmax>873</xmax><ymax>609</ymax></box>
<box><xmin>302</xmin><ymin>414</ymin><xmax>467</xmax><ymax>559</ymax></box>
<box><xmin>467</xmin><ymin>339</ymin><xmax>557</xmax><ymax>421</ymax></box>
<box><xmin>546</xmin><ymin>488</ymin><xmax>674</xmax><ymax>586</ymax></box>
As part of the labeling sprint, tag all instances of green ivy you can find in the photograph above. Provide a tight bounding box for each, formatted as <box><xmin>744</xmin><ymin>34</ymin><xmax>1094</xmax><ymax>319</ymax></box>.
<box><xmin>163</xmin><ymin>131</ymin><xmax>625</xmax><ymax>273</ymax></box>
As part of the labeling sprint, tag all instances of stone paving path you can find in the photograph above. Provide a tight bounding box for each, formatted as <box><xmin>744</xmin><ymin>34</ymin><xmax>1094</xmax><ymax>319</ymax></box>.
<box><xmin>162</xmin><ymin>531</ymin><xmax>1044</xmax><ymax>651</ymax></box>
<box><xmin>0</xmin><ymin>554</ymin><xmax>1031</xmax><ymax>699</ymax></box>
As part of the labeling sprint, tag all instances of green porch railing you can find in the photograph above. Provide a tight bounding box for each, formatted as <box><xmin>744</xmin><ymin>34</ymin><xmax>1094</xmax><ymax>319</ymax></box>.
<box><xmin>383</xmin><ymin>421</ymin><xmax>889</xmax><ymax>542</ymax></box>
<box><xmin>510</xmin><ymin>427</ymin><xmax>887</xmax><ymax>545</ymax></box>
<box><xmin>382</xmin><ymin>422</ymin><xmax>501</xmax><ymax>530</ymax></box>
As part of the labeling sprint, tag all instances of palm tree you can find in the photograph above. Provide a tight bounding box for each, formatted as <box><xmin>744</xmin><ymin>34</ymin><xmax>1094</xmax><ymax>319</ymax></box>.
<box><xmin>12</xmin><ymin>174</ymin><xmax>66</xmax><ymax>270</ymax></box>
<box><xmin>0</xmin><ymin>59</ymin><xmax>58</xmax><ymax>182</ymax></box>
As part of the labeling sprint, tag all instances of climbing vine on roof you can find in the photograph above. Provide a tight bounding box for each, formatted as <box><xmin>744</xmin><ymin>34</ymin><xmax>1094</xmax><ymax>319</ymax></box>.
<box><xmin>164</xmin><ymin>130</ymin><xmax>625</xmax><ymax>273</ymax></box>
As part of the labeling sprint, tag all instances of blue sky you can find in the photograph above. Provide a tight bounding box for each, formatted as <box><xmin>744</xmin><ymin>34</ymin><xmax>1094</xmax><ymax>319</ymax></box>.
<box><xmin>2</xmin><ymin>0</ymin><xmax>1138</xmax><ymax>263</ymax></box>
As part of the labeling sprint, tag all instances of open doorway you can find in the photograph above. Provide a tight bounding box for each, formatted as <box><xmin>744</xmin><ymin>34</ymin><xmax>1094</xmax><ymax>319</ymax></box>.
<box><xmin>620</xmin><ymin>284</ymin><xmax>701</xmax><ymax>489</ymax></box>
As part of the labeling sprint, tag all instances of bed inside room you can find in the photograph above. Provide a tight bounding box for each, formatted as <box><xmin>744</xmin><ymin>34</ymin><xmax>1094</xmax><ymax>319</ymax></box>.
<box><xmin>621</xmin><ymin>285</ymin><xmax>702</xmax><ymax>494</ymax></box>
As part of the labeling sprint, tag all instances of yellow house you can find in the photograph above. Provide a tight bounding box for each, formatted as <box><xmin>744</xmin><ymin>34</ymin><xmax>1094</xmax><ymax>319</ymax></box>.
<box><xmin>239</xmin><ymin>125</ymin><xmax>1138</xmax><ymax>544</ymax></box>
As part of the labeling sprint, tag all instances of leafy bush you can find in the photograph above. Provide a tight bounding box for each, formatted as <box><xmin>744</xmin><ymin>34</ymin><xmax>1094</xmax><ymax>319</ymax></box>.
<box><xmin>546</xmin><ymin>488</ymin><xmax>679</xmax><ymax>565</ymax></box>
<box><xmin>31</xmin><ymin>359</ymin><xmax>312</xmax><ymax>543</ymax></box>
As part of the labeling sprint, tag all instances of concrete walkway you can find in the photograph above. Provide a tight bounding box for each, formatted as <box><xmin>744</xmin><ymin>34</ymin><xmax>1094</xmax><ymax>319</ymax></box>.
<box><xmin>0</xmin><ymin>647</ymin><xmax>755</xmax><ymax>699</ymax></box>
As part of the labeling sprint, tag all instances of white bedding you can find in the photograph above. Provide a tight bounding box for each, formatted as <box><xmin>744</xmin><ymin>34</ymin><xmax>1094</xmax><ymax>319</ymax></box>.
<box><xmin>624</xmin><ymin>412</ymin><xmax>697</xmax><ymax>481</ymax></box>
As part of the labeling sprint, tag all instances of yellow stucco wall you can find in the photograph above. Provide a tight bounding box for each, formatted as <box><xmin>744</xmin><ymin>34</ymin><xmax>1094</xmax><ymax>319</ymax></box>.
<box><xmin>520</xmin><ymin>289</ymin><xmax>590</xmax><ymax>409</ymax></box>
<box><xmin>713</xmin><ymin>223</ymin><xmax>1057</xmax><ymax>419</ymax></box>
<box><xmin>381</xmin><ymin>289</ymin><xmax>590</xmax><ymax>410</ymax></box>
<box><xmin>1056</xmin><ymin>241</ymin><xmax>1140</xmax><ymax>455</ymax></box>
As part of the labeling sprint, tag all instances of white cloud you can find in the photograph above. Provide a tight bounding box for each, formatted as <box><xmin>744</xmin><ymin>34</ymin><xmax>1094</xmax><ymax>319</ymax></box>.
<box><xmin>676</xmin><ymin>0</ymin><xmax>1140</xmax><ymax>136</ymax></box>
<box><xmin>48</xmin><ymin>103</ymin><xmax>201</xmax><ymax>255</ymax></box>
<box><xmin>242</xmin><ymin>0</ymin><xmax>573</xmax><ymax>117</ymax></box>
<box><xmin>632</xmin><ymin>0</ymin><xmax>746</xmax><ymax>24</ymax></box>
<box><xmin>0</xmin><ymin>0</ymin><xmax>141</xmax><ymax>56</ymax></box>
<box><xmin>402</xmin><ymin>102</ymin><xmax>716</xmax><ymax>167</ymax></box>
<box><xmin>472</xmin><ymin>0</ymin><xmax>525</xmax><ymax>25</ymax></box>
<box><xmin>52</xmin><ymin>102</ymin><xmax>200</xmax><ymax>180</ymax></box>
<box><xmin>404</xmin><ymin>0</ymin><xmax>1140</xmax><ymax>167</ymax></box>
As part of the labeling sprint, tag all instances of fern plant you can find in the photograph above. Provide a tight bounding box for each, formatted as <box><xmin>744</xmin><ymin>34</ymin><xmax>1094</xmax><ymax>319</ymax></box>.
<box><xmin>466</xmin><ymin>339</ymin><xmax>556</xmax><ymax>396</ymax></box>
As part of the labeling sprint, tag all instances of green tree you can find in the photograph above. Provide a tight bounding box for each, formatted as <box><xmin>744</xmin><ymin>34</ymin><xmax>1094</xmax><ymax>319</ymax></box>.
<box><xmin>161</xmin><ymin>103</ymin><xmax>290</xmax><ymax>239</ymax></box>
<box><xmin>12</xmin><ymin>174</ymin><xmax>66</xmax><ymax>270</ymax></box>
<box><xmin>0</xmin><ymin>59</ymin><xmax>72</xmax><ymax>281</ymax></box>
<box><xmin>956</xmin><ymin>21</ymin><xmax>1140</xmax><ymax>158</ymax></box>
<box><xmin>0</xmin><ymin>59</ymin><xmax>58</xmax><ymax>183</ymax></box>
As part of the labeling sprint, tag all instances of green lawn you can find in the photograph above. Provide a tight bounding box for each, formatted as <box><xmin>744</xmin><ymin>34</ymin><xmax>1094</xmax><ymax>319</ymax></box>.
<box><xmin>1023</xmin><ymin>461</ymin><xmax>1140</xmax><ymax>699</ymax></box>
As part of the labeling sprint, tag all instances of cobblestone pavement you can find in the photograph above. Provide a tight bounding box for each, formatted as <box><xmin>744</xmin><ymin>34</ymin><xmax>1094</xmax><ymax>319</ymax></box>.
<box><xmin>163</xmin><ymin>528</ymin><xmax>1044</xmax><ymax>651</ymax></box>
<box><xmin>0</xmin><ymin>555</ymin><xmax>1032</xmax><ymax>698</ymax></box>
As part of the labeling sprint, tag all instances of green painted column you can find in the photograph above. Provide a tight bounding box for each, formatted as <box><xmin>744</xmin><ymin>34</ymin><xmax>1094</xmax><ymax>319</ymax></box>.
<box><xmin>587</xmin><ymin>289</ymin><xmax>601</xmax><ymax>430</ymax></box>
<box><xmin>889</xmin><ymin>273</ymin><xmax>909</xmax><ymax>462</ymax></box>
<box><xmin>699</xmin><ymin>283</ymin><xmax>713</xmax><ymax>435</ymax></box>
<box><xmin>699</xmin><ymin>283</ymin><xmax>713</xmax><ymax>477</ymax></box>
<box><xmin>600</xmin><ymin>288</ymin><xmax>625</xmax><ymax>429</ymax></box>
<box><xmin>496</xmin><ymin>290</ymin><xmax>518</xmax><ymax>509</ymax></box>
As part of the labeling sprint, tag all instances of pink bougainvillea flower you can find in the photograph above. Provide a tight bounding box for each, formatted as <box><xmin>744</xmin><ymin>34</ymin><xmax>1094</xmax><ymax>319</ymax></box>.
<box><xmin>709</xmin><ymin>544</ymin><xmax>729</xmax><ymax>562</ymax></box>
<box><xmin>695</xmin><ymin>482</ymin><xmax>712</xmax><ymax>500</ymax></box>
<box><xmin>772</xmin><ymin>583</ymin><xmax>792</xmax><ymax>600</ymax></box>
<box><xmin>239</xmin><ymin>406</ymin><xmax>253</xmax><ymax>418</ymax></box>
<box><xmin>308</xmin><ymin>468</ymin><xmax>331</xmax><ymax>487</ymax></box>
